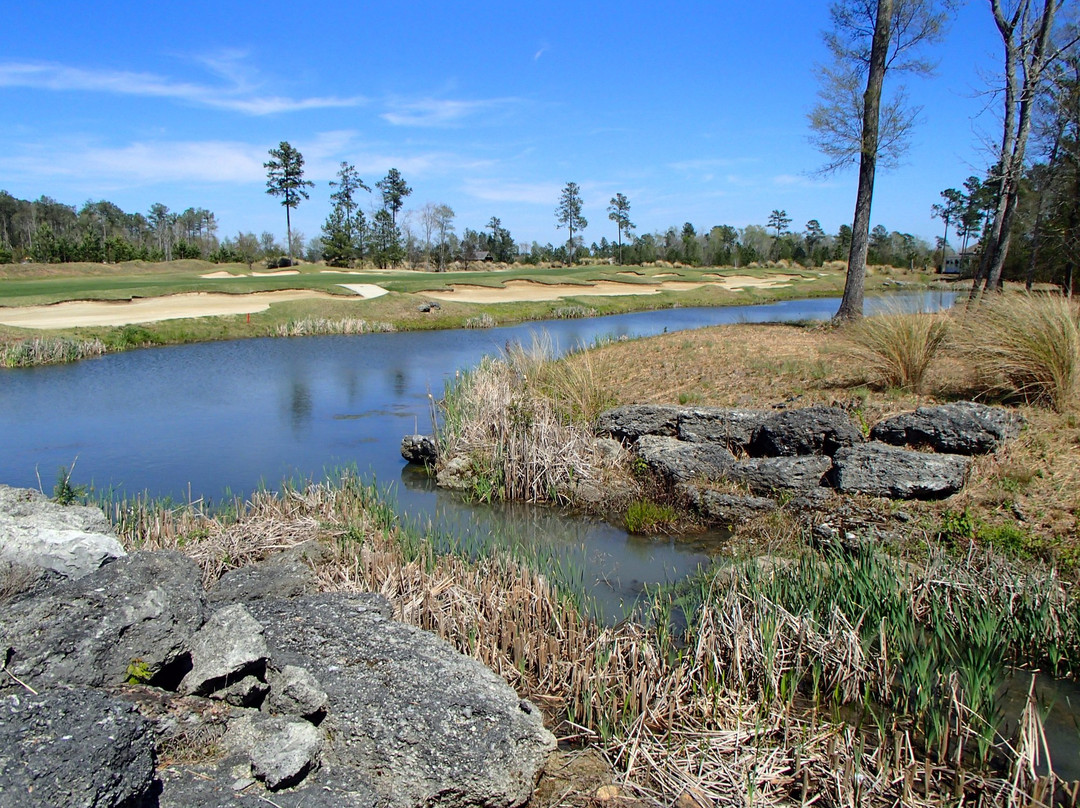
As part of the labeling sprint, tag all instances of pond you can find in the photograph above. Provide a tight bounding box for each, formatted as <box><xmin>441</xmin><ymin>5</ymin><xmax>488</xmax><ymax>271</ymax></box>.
<box><xmin>0</xmin><ymin>291</ymin><xmax>954</xmax><ymax>614</ymax></box>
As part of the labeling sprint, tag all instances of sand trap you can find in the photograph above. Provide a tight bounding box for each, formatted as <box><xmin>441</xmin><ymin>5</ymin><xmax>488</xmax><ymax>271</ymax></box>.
<box><xmin>422</xmin><ymin>279</ymin><xmax>665</xmax><ymax>303</ymax></box>
<box><xmin>617</xmin><ymin>270</ymin><xmax>645</xmax><ymax>277</ymax></box>
<box><xmin>200</xmin><ymin>270</ymin><xmax>243</xmax><ymax>279</ymax></box>
<box><xmin>653</xmin><ymin>273</ymin><xmax>681</xmax><ymax>278</ymax></box>
<box><xmin>251</xmin><ymin>269</ymin><xmax>300</xmax><ymax>276</ymax></box>
<box><xmin>0</xmin><ymin>290</ymin><xmax>334</xmax><ymax>330</ymax></box>
<box><xmin>320</xmin><ymin>270</ymin><xmax>368</xmax><ymax>275</ymax></box>
<box><xmin>338</xmin><ymin>283</ymin><xmax>389</xmax><ymax>299</ymax></box>
<box><xmin>701</xmin><ymin>273</ymin><xmax>801</xmax><ymax>289</ymax></box>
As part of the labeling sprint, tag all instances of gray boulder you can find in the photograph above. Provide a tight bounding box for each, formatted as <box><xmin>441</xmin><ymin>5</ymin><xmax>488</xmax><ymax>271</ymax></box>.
<box><xmin>226</xmin><ymin>713</ymin><xmax>324</xmax><ymax>791</ymax></box>
<box><xmin>0</xmin><ymin>551</ymin><xmax>206</xmax><ymax>689</ymax></box>
<box><xmin>0</xmin><ymin>687</ymin><xmax>157</xmax><ymax>808</ymax></box>
<box><xmin>179</xmin><ymin>604</ymin><xmax>268</xmax><ymax>696</ymax></box>
<box><xmin>267</xmin><ymin>664</ymin><xmax>329</xmax><ymax>720</ymax></box>
<box><xmin>870</xmin><ymin>401</ymin><xmax>1024</xmax><ymax>455</ymax></box>
<box><xmin>681</xmin><ymin>486</ymin><xmax>778</xmax><ymax>526</ymax></box>
<box><xmin>676</xmin><ymin>408</ymin><xmax>771</xmax><ymax>452</ymax></box>
<box><xmin>247</xmin><ymin>593</ymin><xmax>556</xmax><ymax>808</ymax></box>
<box><xmin>0</xmin><ymin>484</ymin><xmax>126</xmax><ymax>579</ymax></box>
<box><xmin>634</xmin><ymin>435</ymin><xmax>735</xmax><ymax>483</ymax></box>
<box><xmin>209</xmin><ymin>542</ymin><xmax>326</xmax><ymax>605</ymax></box>
<box><xmin>749</xmin><ymin>406</ymin><xmax>864</xmax><ymax>457</ymax></box>
<box><xmin>400</xmin><ymin>434</ymin><xmax>438</xmax><ymax>465</ymax></box>
<box><xmin>595</xmin><ymin>404</ymin><xmax>681</xmax><ymax>441</ymax></box>
<box><xmin>830</xmin><ymin>443</ymin><xmax>971</xmax><ymax>499</ymax></box>
<box><xmin>727</xmin><ymin>455</ymin><xmax>833</xmax><ymax>495</ymax></box>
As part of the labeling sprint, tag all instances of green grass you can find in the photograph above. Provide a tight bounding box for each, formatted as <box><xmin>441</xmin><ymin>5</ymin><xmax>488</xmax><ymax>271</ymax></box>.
<box><xmin>0</xmin><ymin>259</ymin><xmax>935</xmax><ymax>368</ymax></box>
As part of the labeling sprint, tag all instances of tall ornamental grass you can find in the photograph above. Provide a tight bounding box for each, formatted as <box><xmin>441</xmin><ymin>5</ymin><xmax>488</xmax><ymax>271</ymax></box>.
<box><xmin>843</xmin><ymin>309</ymin><xmax>949</xmax><ymax>393</ymax></box>
<box><xmin>959</xmin><ymin>293</ymin><xmax>1080</xmax><ymax>412</ymax></box>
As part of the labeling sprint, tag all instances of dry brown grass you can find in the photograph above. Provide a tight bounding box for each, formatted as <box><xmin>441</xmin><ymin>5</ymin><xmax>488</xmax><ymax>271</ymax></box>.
<box><xmin>113</xmin><ymin>477</ymin><xmax>1069</xmax><ymax>807</ymax></box>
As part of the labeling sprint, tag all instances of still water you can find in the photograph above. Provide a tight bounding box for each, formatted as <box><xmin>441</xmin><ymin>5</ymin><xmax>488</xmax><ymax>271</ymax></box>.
<box><xmin>0</xmin><ymin>292</ymin><xmax>954</xmax><ymax>612</ymax></box>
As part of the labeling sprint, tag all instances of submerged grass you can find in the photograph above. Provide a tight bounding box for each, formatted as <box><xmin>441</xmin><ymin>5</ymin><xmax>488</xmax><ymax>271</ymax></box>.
<box><xmin>103</xmin><ymin>471</ymin><xmax>1080</xmax><ymax>806</ymax></box>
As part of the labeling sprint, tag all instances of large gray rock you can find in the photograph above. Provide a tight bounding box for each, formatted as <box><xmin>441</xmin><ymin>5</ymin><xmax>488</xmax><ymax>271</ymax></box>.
<box><xmin>246</xmin><ymin>593</ymin><xmax>555</xmax><ymax>808</ymax></box>
<box><xmin>179</xmin><ymin>604</ymin><xmax>268</xmax><ymax>696</ymax></box>
<box><xmin>634</xmin><ymin>435</ymin><xmax>735</xmax><ymax>483</ymax></box>
<box><xmin>266</xmin><ymin>664</ymin><xmax>329</xmax><ymax>720</ymax></box>
<box><xmin>681</xmin><ymin>486</ymin><xmax>778</xmax><ymax>526</ymax></box>
<box><xmin>749</xmin><ymin>406</ymin><xmax>864</xmax><ymax>458</ymax></box>
<box><xmin>595</xmin><ymin>404</ymin><xmax>681</xmax><ymax>441</ymax></box>
<box><xmin>208</xmin><ymin>540</ymin><xmax>326</xmax><ymax>605</ymax></box>
<box><xmin>869</xmin><ymin>401</ymin><xmax>1024</xmax><ymax>455</ymax></box>
<box><xmin>830</xmin><ymin>443</ymin><xmax>971</xmax><ymax>499</ymax></box>
<box><xmin>0</xmin><ymin>551</ymin><xmax>206</xmax><ymax>689</ymax></box>
<box><xmin>676</xmin><ymin>408</ymin><xmax>771</xmax><ymax>452</ymax></box>
<box><xmin>0</xmin><ymin>687</ymin><xmax>157</xmax><ymax>808</ymax></box>
<box><xmin>0</xmin><ymin>485</ymin><xmax>126</xmax><ymax>579</ymax></box>
<box><xmin>727</xmin><ymin>455</ymin><xmax>833</xmax><ymax>495</ymax></box>
<box><xmin>400</xmin><ymin>434</ymin><xmax>438</xmax><ymax>465</ymax></box>
<box><xmin>226</xmin><ymin>713</ymin><xmax>325</xmax><ymax>791</ymax></box>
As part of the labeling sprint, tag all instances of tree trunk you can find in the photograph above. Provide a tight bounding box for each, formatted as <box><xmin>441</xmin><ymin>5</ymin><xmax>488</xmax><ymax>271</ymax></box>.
<box><xmin>973</xmin><ymin>0</ymin><xmax>1059</xmax><ymax>297</ymax></box>
<box><xmin>836</xmin><ymin>0</ymin><xmax>892</xmax><ymax>322</ymax></box>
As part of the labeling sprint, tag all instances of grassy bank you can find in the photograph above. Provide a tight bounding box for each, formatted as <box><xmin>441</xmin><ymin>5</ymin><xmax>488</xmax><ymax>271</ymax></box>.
<box><xmin>0</xmin><ymin>258</ymin><xmax>935</xmax><ymax>367</ymax></box>
<box><xmin>102</xmin><ymin>472</ymin><xmax>1077</xmax><ymax>806</ymax></box>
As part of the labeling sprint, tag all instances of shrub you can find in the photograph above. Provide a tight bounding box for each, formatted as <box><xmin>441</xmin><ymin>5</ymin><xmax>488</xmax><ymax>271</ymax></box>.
<box><xmin>957</xmin><ymin>293</ymin><xmax>1080</xmax><ymax>412</ymax></box>
<box><xmin>843</xmin><ymin>309</ymin><xmax>948</xmax><ymax>393</ymax></box>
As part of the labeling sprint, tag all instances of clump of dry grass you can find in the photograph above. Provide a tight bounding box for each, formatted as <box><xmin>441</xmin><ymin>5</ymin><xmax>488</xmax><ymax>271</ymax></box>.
<box><xmin>2</xmin><ymin>336</ymin><xmax>108</xmax><ymax>367</ymax></box>
<box><xmin>842</xmin><ymin>309</ymin><xmax>950</xmax><ymax>394</ymax></box>
<box><xmin>435</xmin><ymin>336</ymin><xmax>609</xmax><ymax>504</ymax></box>
<box><xmin>273</xmin><ymin>317</ymin><xmax>396</xmax><ymax>337</ymax></box>
<box><xmin>957</xmin><ymin>293</ymin><xmax>1080</xmax><ymax>412</ymax></box>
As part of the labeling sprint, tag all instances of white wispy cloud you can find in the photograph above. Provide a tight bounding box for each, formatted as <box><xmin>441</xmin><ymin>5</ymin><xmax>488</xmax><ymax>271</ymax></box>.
<box><xmin>381</xmin><ymin>97</ymin><xmax>519</xmax><ymax>127</ymax></box>
<box><xmin>0</xmin><ymin>132</ymin><xmax>491</xmax><ymax>189</ymax></box>
<box><xmin>0</xmin><ymin>60</ymin><xmax>365</xmax><ymax>115</ymax></box>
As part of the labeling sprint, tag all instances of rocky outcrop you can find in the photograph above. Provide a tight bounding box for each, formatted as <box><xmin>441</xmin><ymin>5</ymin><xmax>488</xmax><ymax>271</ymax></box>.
<box><xmin>830</xmin><ymin>443</ymin><xmax>971</xmax><ymax>499</ymax></box>
<box><xmin>400</xmin><ymin>434</ymin><xmax>438</xmax><ymax>465</ymax></box>
<box><xmin>249</xmin><ymin>593</ymin><xmax>556</xmax><ymax>808</ymax></box>
<box><xmin>0</xmin><ymin>550</ymin><xmax>206</xmax><ymax>688</ymax></box>
<box><xmin>0</xmin><ymin>489</ymin><xmax>556</xmax><ymax>807</ymax></box>
<box><xmin>748</xmin><ymin>406</ymin><xmax>864</xmax><ymax>458</ymax></box>
<box><xmin>633</xmin><ymin>435</ymin><xmax>734</xmax><ymax>483</ymax></box>
<box><xmin>681</xmin><ymin>487</ymin><xmax>778</xmax><ymax>525</ymax></box>
<box><xmin>587</xmin><ymin>401</ymin><xmax>1021</xmax><ymax>522</ymax></box>
<box><xmin>727</xmin><ymin>455</ymin><xmax>833</xmax><ymax>495</ymax></box>
<box><xmin>0</xmin><ymin>687</ymin><xmax>157</xmax><ymax>808</ymax></box>
<box><xmin>675</xmin><ymin>407</ymin><xmax>771</xmax><ymax>452</ymax></box>
<box><xmin>595</xmin><ymin>404</ymin><xmax>681</xmax><ymax>441</ymax></box>
<box><xmin>870</xmin><ymin>402</ymin><xmax>1024</xmax><ymax>455</ymax></box>
<box><xmin>0</xmin><ymin>484</ymin><xmax>126</xmax><ymax>579</ymax></box>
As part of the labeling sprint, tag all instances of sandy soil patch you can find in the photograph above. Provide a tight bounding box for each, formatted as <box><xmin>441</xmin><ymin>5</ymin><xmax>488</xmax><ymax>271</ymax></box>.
<box><xmin>200</xmin><ymin>271</ymin><xmax>244</xmax><ymax>279</ymax></box>
<box><xmin>702</xmin><ymin>273</ymin><xmax>801</xmax><ymax>289</ymax></box>
<box><xmin>338</xmin><ymin>283</ymin><xmax>389</xmax><ymax>299</ymax></box>
<box><xmin>654</xmin><ymin>273</ymin><xmax>681</xmax><ymax>278</ymax></box>
<box><xmin>423</xmin><ymin>279</ymin><xmax>664</xmax><ymax>303</ymax></box>
<box><xmin>251</xmin><ymin>269</ymin><xmax>300</xmax><ymax>276</ymax></box>
<box><xmin>617</xmin><ymin>271</ymin><xmax>645</xmax><ymax>277</ymax></box>
<box><xmin>0</xmin><ymin>290</ymin><xmax>335</xmax><ymax>329</ymax></box>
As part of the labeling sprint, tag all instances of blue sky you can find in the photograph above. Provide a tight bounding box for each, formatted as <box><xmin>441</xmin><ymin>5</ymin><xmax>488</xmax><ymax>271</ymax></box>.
<box><xmin>2</xmin><ymin>1</ymin><xmax>1009</xmax><ymax>250</ymax></box>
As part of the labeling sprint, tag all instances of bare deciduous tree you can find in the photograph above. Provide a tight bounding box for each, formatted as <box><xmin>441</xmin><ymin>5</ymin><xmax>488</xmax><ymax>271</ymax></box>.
<box><xmin>809</xmin><ymin>0</ymin><xmax>953</xmax><ymax>320</ymax></box>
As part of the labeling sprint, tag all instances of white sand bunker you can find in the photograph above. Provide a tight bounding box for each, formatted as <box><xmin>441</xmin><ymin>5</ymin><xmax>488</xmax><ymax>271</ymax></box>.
<box><xmin>0</xmin><ymin>290</ymin><xmax>332</xmax><ymax>330</ymax></box>
<box><xmin>423</xmin><ymin>279</ymin><xmax>664</xmax><ymax>303</ymax></box>
<box><xmin>338</xmin><ymin>284</ymin><xmax>389</xmax><ymax>299</ymax></box>
<box><xmin>200</xmin><ymin>270</ymin><xmax>244</xmax><ymax>279</ymax></box>
<box><xmin>702</xmin><ymin>273</ymin><xmax>802</xmax><ymax>289</ymax></box>
<box><xmin>251</xmin><ymin>269</ymin><xmax>300</xmax><ymax>276</ymax></box>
